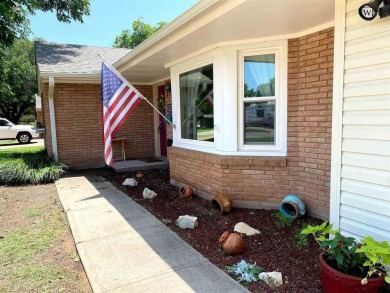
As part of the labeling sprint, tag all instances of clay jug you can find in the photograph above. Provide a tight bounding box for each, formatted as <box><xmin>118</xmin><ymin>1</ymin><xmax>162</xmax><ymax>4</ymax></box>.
<box><xmin>211</xmin><ymin>194</ymin><xmax>232</xmax><ymax>214</ymax></box>
<box><xmin>179</xmin><ymin>186</ymin><xmax>193</xmax><ymax>198</ymax></box>
<box><xmin>219</xmin><ymin>231</ymin><xmax>244</xmax><ymax>255</ymax></box>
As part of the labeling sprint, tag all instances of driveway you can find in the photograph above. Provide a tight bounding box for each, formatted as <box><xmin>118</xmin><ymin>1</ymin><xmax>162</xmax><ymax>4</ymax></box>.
<box><xmin>0</xmin><ymin>139</ymin><xmax>44</xmax><ymax>150</ymax></box>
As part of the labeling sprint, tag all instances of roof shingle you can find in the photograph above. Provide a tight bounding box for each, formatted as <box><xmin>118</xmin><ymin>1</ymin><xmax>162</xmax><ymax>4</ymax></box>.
<box><xmin>35</xmin><ymin>41</ymin><xmax>130</xmax><ymax>75</ymax></box>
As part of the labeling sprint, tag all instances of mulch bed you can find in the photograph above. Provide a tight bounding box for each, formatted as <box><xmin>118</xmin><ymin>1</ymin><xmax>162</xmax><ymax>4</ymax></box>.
<box><xmin>105</xmin><ymin>169</ymin><xmax>325</xmax><ymax>293</ymax></box>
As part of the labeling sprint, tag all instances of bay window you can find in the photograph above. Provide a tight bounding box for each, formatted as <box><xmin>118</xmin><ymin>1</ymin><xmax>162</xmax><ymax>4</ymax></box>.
<box><xmin>171</xmin><ymin>40</ymin><xmax>287</xmax><ymax>156</ymax></box>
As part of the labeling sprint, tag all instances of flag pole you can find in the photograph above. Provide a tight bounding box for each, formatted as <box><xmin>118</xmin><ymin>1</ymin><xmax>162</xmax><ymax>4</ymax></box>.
<box><xmin>97</xmin><ymin>54</ymin><xmax>175</xmax><ymax>129</ymax></box>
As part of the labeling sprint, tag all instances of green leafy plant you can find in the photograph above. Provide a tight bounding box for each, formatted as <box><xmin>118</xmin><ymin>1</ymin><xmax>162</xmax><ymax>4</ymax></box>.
<box><xmin>294</xmin><ymin>227</ymin><xmax>308</xmax><ymax>249</ymax></box>
<box><xmin>226</xmin><ymin>260</ymin><xmax>264</xmax><ymax>283</ymax></box>
<box><xmin>273</xmin><ymin>211</ymin><xmax>294</xmax><ymax>228</ymax></box>
<box><xmin>356</xmin><ymin>236</ymin><xmax>390</xmax><ymax>284</ymax></box>
<box><xmin>301</xmin><ymin>222</ymin><xmax>390</xmax><ymax>284</ymax></box>
<box><xmin>0</xmin><ymin>147</ymin><xmax>66</xmax><ymax>185</ymax></box>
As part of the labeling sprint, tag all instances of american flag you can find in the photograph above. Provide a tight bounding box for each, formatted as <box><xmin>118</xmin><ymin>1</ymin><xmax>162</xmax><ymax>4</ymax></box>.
<box><xmin>101</xmin><ymin>62</ymin><xmax>142</xmax><ymax>166</ymax></box>
<box><xmin>204</xmin><ymin>89</ymin><xmax>213</xmax><ymax>108</ymax></box>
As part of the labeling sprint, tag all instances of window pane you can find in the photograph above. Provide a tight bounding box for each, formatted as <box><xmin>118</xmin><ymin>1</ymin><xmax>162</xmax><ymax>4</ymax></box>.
<box><xmin>244</xmin><ymin>54</ymin><xmax>275</xmax><ymax>97</ymax></box>
<box><xmin>179</xmin><ymin>64</ymin><xmax>214</xmax><ymax>142</ymax></box>
<box><xmin>244</xmin><ymin>101</ymin><xmax>275</xmax><ymax>144</ymax></box>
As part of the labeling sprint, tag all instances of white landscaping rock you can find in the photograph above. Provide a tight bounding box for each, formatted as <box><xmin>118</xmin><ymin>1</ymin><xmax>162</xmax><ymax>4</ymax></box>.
<box><xmin>142</xmin><ymin>188</ymin><xmax>157</xmax><ymax>200</ymax></box>
<box><xmin>234</xmin><ymin>222</ymin><xmax>260</xmax><ymax>236</ymax></box>
<box><xmin>176</xmin><ymin>215</ymin><xmax>198</xmax><ymax>229</ymax></box>
<box><xmin>122</xmin><ymin>178</ymin><xmax>138</xmax><ymax>187</ymax></box>
<box><xmin>259</xmin><ymin>272</ymin><xmax>283</xmax><ymax>288</ymax></box>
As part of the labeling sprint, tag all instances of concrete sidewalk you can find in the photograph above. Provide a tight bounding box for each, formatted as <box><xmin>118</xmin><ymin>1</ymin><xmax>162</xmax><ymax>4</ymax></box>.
<box><xmin>55</xmin><ymin>176</ymin><xmax>248</xmax><ymax>293</ymax></box>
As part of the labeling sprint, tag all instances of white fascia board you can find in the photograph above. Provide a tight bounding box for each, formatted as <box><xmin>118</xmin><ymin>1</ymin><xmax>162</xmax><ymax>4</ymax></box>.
<box><xmin>114</xmin><ymin>0</ymin><xmax>246</xmax><ymax>72</ymax></box>
<box><xmin>165</xmin><ymin>21</ymin><xmax>335</xmax><ymax>69</ymax></box>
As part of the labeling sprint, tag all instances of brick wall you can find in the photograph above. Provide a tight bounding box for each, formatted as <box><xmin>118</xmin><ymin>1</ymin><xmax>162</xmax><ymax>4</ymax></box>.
<box><xmin>41</xmin><ymin>83</ymin><xmax>155</xmax><ymax>168</ymax></box>
<box><xmin>169</xmin><ymin>28</ymin><xmax>334</xmax><ymax>218</ymax></box>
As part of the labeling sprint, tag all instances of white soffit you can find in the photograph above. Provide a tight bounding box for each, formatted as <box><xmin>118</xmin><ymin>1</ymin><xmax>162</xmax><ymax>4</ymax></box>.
<box><xmin>118</xmin><ymin>0</ymin><xmax>335</xmax><ymax>84</ymax></box>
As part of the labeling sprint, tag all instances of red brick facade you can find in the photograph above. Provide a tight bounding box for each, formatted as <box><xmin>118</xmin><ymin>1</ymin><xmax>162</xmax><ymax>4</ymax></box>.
<box><xmin>169</xmin><ymin>28</ymin><xmax>334</xmax><ymax>218</ymax></box>
<box><xmin>41</xmin><ymin>83</ymin><xmax>155</xmax><ymax>168</ymax></box>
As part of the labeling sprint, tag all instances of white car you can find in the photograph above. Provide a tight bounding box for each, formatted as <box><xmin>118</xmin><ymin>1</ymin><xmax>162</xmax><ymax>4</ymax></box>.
<box><xmin>0</xmin><ymin>118</ymin><xmax>39</xmax><ymax>144</ymax></box>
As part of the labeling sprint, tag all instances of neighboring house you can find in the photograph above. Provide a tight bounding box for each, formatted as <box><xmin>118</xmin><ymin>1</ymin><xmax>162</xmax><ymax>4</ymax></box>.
<box><xmin>35</xmin><ymin>0</ymin><xmax>389</xmax><ymax>242</ymax></box>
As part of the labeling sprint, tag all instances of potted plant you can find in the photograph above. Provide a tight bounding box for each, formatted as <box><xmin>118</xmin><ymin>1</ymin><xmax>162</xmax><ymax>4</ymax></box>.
<box><xmin>301</xmin><ymin>222</ymin><xmax>390</xmax><ymax>292</ymax></box>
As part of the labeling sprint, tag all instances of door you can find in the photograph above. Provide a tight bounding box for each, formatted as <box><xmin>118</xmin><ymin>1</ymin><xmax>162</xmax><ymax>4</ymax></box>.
<box><xmin>158</xmin><ymin>85</ymin><xmax>168</xmax><ymax>157</ymax></box>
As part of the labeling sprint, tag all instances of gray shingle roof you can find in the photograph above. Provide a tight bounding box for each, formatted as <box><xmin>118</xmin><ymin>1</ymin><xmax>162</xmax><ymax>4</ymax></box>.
<box><xmin>35</xmin><ymin>41</ymin><xmax>131</xmax><ymax>75</ymax></box>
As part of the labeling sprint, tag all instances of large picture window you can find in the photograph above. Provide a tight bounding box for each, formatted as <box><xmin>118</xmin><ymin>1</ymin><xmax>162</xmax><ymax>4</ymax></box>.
<box><xmin>242</xmin><ymin>53</ymin><xmax>276</xmax><ymax>145</ymax></box>
<box><xmin>179</xmin><ymin>64</ymin><xmax>214</xmax><ymax>142</ymax></box>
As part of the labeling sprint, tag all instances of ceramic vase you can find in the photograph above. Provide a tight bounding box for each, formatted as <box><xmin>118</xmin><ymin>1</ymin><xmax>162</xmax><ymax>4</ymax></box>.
<box><xmin>211</xmin><ymin>194</ymin><xmax>232</xmax><ymax>214</ymax></box>
<box><xmin>219</xmin><ymin>231</ymin><xmax>244</xmax><ymax>255</ymax></box>
<box><xmin>179</xmin><ymin>186</ymin><xmax>193</xmax><ymax>198</ymax></box>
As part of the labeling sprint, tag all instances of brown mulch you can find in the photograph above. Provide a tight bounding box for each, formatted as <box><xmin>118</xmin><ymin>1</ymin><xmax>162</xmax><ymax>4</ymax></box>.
<box><xmin>105</xmin><ymin>169</ymin><xmax>325</xmax><ymax>293</ymax></box>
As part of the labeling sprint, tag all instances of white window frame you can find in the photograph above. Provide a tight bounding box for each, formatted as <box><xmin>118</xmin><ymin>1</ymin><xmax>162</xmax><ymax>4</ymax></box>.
<box><xmin>238</xmin><ymin>46</ymin><xmax>287</xmax><ymax>155</ymax></box>
<box><xmin>170</xmin><ymin>41</ymin><xmax>286</xmax><ymax>156</ymax></box>
<box><xmin>171</xmin><ymin>48</ymin><xmax>223</xmax><ymax>152</ymax></box>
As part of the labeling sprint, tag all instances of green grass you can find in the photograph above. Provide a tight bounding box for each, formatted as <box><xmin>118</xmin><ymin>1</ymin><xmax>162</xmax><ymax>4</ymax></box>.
<box><xmin>0</xmin><ymin>147</ymin><xmax>66</xmax><ymax>185</ymax></box>
<box><xmin>0</xmin><ymin>211</ymin><xmax>66</xmax><ymax>265</ymax></box>
<box><xmin>26</xmin><ymin>207</ymin><xmax>42</xmax><ymax>217</ymax></box>
<box><xmin>0</xmin><ymin>209</ymin><xmax>81</xmax><ymax>293</ymax></box>
<box><xmin>0</xmin><ymin>139</ymin><xmax>17</xmax><ymax>146</ymax></box>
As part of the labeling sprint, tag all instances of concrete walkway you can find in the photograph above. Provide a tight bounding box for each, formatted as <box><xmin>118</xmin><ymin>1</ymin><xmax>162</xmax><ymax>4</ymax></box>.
<box><xmin>55</xmin><ymin>176</ymin><xmax>248</xmax><ymax>293</ymax></box>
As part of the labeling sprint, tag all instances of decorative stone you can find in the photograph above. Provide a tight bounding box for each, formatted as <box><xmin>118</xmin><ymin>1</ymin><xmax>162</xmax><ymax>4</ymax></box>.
<box><xmin>176</xmin><ymin>215</ymin><xmax>198</xmax><ymax>229</ymax></box>
<box><xmin>122</xmin><ymin>178</ymin><xmax>138</xmax><ymax>187</ymax></box>
<box><xmin>142</xmin><ymin>188</ymin><xmax>157</xmax><ymax>200</ymax></box>
<box><xmin>233</xmin><ymin>222</ymin><xmax>260</xmax><ymax>236</ymax></box>
<box><xmin>259</xmin><ymin>272</ymin><xmax>283</xmax><ymax>288</ymax></box>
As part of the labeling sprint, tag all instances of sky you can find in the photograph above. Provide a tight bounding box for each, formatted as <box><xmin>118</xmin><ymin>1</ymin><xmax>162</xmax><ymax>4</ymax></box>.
<box><xmin>29</xmin><ymin>0</ymin><xmax>198</xmax><ymax>47</ymax></box>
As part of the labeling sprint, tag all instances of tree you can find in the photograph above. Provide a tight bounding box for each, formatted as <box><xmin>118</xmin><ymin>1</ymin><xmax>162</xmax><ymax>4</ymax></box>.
<box><xmin>113</xmin><ymin>18</ymin><xmax>167</xmax><ymax>49</ymax></box>
<box><xmin>0</xmin><ymin>38</ymin><xmax>37</xmax><ymax>124</ymax></box>
<box><xmin>0</xmin><ymin>0</ymin><xmax>91</xmax><ymax>47</ymax></box>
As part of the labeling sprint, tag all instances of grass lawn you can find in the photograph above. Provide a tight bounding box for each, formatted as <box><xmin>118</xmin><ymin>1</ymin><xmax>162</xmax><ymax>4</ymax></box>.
<box><xmin>0</xmin><ymin>184</ymin><xmax>91</xmax><ymax>292</ymax></box>
<box><xmin>0</xmin><ymin>140</ymin><xmax>17</xmax><ymax>146</ymax></box>
<box><xmin>0</xmin><ymin>146</ymin><xmax>66</xmax><ymax>185</ymax></box>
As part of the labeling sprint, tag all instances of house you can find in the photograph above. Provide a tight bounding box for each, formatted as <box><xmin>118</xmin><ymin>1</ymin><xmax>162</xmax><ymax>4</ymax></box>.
<box><xmin>35</xmin><ymin>0</ymin><xmax>390</xmax><ymax>242</ymax></box>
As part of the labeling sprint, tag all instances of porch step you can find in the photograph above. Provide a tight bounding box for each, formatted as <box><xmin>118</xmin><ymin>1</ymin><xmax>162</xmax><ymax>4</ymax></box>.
<box><xmin>112</xmin><ymin>159</ymin><xmax>168</xmax><ymax>173</ymax></box>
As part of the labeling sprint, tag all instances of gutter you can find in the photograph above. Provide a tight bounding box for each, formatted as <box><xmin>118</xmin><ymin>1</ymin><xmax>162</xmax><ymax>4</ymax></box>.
<box><xmin>48</xmin><ymin>77</ymin><xmax>58</xmax><ymax>162</ymax></box>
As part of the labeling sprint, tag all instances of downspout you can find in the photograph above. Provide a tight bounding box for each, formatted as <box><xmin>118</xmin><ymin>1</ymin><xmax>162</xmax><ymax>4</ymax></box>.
<box><xmin>48</xmin><ymin>77</ymin><xmax>58</xmax><ymax>162</ymax></box>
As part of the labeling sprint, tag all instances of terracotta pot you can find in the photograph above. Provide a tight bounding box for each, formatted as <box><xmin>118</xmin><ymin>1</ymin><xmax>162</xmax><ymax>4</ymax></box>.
<box><xmin>319</xmin><ymin>254</ymin><xmax>384</xmax><ymax>293</ymax></box>
<box><xmin>211</xmin><ymin>194</ymin><xmax>232</xmax><ymax>214</ymax></box>
<box><xmin>179</xmin><ymin>186</ymin><xmax>193</xmax><ymax>198</ymax></box>
<box><xmin>219</xmin><ymin>231</ymin><xmax>244</xmax><ymax>255</ymax></box>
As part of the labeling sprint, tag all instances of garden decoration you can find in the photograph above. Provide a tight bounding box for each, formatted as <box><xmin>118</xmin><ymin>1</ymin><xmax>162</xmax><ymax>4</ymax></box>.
<box><xmin>179</xmin><ymin>186</ymin><xmax>193</xmax><ymax>198</ymax></box>
<box><xmin>176</xmin><ymin>215</ymin><xmax>198</xmax><ymax>229</ymax></box>
<box><xmin>226</xmin><ymin>260</ymin><xmax>264</xmax><ymax>283</ymax></box>
<box><xmin>234</xmin><ymin>222</ymin><xmax>260</xmax><ymax>236</ymax></box>
<box><xmin>258</xmin><ymin>272</ymin><xmax>283</xmax><ymax>288</ymax></box>
<box><xmin>211</xmin><ymin>193</ymin><xmax>232</xmax><ymax>214</ymax></box>
<box><xmin>219</xmin><ymin>231</ymin><xmax>244</xmax><ymax>255</ymax></box>
<box><xmin>302</xmin><ymin>222</ymin><xmax>390</xmax><ymax>293</ymax></box>
<box><xmin>142</xmin><ymin>187</ymin><xmax>157</xmax><ymax>200</ymax></box>
<box><xmin>122</xmin><ymin>178</ymin><xmax>138</xmax><ymax>187</ymax></box>
<box><xmin>279</xmin><ymin>195</ymin><xmax>305</xmax><ymax>219</ymax></box>
<box><xmin>135</xmin><ymin>172</ymin><xmax>144</xmax><ymax>178</ymax></box>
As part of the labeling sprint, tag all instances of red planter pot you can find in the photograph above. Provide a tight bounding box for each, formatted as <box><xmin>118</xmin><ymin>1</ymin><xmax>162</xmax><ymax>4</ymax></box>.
<box><xmin>319</xmin><ymin>254</ymin><xmax>384</xmax><ymax>293</ymax></box>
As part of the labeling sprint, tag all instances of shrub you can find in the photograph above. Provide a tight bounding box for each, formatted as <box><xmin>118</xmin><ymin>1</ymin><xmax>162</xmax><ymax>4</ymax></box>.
<box><xmin>273</xmin><ymin>211</ymin><xmax>294</xmax><ymax>228</ymax></box>
<box><xmin>0</xmin><ymin>147</ymin><xmax>66</xmax><ymax>185</ymax></box>
<box><xmin>19</xmin><ymin>114</ymin><xmax>36</xmax><ymax>125</ymax></box>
